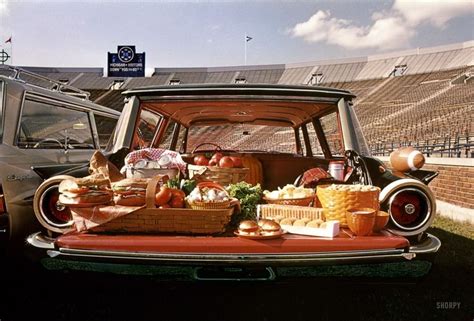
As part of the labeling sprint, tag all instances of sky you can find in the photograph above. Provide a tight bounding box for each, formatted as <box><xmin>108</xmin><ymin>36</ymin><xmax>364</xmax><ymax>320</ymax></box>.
<box><xmin>0</xmin><ymin>0</ymin><xmax>472</xmax><ymax>72</ymax></box>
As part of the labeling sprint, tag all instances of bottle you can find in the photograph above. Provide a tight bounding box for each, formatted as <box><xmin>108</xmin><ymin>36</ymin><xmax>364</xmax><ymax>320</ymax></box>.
<box><xmin>158</xmin><ymin>155</ymin><xmax>172</xmax><ymax>168</ymax></box>
<box><xmin>328</xmin><ymin>161</ymin><xmax>345</xmax><ymax>181</ymax></box>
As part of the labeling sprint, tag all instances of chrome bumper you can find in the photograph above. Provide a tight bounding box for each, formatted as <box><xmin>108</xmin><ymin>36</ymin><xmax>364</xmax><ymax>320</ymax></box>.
<box><xmin>27</xmin><ymin>232</ymin><xmax>441</xmax><ymax>266</ymax></box>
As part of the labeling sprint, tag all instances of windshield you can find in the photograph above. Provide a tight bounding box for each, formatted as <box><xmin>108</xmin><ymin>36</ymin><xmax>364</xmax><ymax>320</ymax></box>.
<box><xmin>186</xmin><ymin>124</ymin><xmax>298</xmax><ymax>153</ymax></box>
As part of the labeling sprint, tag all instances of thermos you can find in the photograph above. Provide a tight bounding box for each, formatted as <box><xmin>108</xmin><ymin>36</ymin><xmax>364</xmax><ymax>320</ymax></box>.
<box><xmin>328</xmin><ymin>161</ymin><xmax>345</xmax><ymax>181</ymax></box>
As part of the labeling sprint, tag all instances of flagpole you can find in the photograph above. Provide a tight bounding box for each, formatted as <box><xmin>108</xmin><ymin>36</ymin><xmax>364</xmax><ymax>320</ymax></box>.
<box><xmin>244</xmin><ymin>33</ymin><xmax>247</xmax><ymax>65</ymax></box>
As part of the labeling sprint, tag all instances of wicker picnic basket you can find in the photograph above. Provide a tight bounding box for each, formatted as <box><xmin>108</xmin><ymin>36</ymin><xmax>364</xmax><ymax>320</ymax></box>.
<box><xmin>126</xmin><ymin>167</ymin><xmax>179</xmax><ymax>179</ymax></box>
<box><xmin>187</xmin><ymin>181</ymin><xmax>232</xmax><ymax>210</ymax></box>
<box><xmin>188</xmin><ymin>164</ymin><xmax>249</xmax><ymax>186</ymax></box>
<box><xmin>92</xmin><ymin>175</ymin><xmax>233</xmax><ymax>234</ymax></box>
<box><xmin>316</xmin><ymin>185</ymin><xmax>380</xmax><ymax>226</ymax></box>
<box><xmin>263</xmin><ymin>195</ymin><xmax>315</xmax><ymax>207</ymax></box>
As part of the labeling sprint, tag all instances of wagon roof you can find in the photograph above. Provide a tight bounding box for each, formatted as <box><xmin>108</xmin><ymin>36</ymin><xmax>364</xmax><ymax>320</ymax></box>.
<box><xmin>123</xmin><ymin>84</ymin><xmax>354</xmax><ymax>127</ymax></box>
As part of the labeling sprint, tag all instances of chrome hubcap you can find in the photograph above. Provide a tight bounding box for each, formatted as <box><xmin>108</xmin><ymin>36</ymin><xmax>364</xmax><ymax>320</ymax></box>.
<box><xmin>405</xmin><ymin>204</ymin><xmax>416</xmax><ymax>215</ymax></box>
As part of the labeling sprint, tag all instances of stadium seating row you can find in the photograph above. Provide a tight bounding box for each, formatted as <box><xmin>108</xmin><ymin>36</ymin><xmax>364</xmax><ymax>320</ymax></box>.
<box><xmin>4</xmin><ymin>42</ymin><xmax>472</xmax><ymax>157</ymax></box>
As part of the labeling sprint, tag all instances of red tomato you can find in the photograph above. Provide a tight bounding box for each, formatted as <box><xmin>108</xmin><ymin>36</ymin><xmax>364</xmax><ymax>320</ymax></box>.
<box><xmin>208</xmin><ymin>159</ymin><xmax>218</xmax><ymax>166</ymax></box>
<box><xmin>193</xmin><ymin>154</ymin><xmax>209</xmax><ymax>166</ymax></box>
<box><xmin>211</xmin><ymin>152</ymin><xmax>223</xmax><ymax>163</ymax></box>
<box><xmin>219</xmin><ymin>156</ymin><xmax>234</xmax><ymax>168</ymax></box>
<box><xmin>169</xmin><ymin>195</ymin><xmax>185</xmax><ymax>208</ymax></box>
<box><xmin>230</xmin><ymin>156</ymin><xmax>243</xmax><ymax>168</ymax></box>
<box><xmin>159</xmin><ymin>204</ymin><xmax>171</xmax><ymax>209</ymax></box>
<box><xmin>155</xmin><ymin>187</ymin><xmax>172</xmax><ymax>206</ymax></box>
<box><xmin>170</xmin><ymin>188</ymin><xmax>186</xmax><ymax>199</ymax></box>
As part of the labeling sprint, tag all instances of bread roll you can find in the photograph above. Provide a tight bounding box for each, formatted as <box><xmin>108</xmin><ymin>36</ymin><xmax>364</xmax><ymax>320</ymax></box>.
<box><xmin>280</xmin><ymin>218</ymin><xmax>296</xmax><ymax>226</ymax></box>
<box><xmin>306</xmin><ymin>220</ymin><xmax>320</xmax><ymax>228</ymax></box>
<box><xmin>293</xmin><ymin>219</ymin><xmax>307</xmax><ymax>227</ymax></box>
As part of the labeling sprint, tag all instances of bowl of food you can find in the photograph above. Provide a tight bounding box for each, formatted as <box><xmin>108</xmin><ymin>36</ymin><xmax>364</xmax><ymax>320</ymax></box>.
<box><xmin>373</xmin><ymin>210</ymin><xmax>390</xmax><ymax>232</ymax></box>
<box><xmin>263</xmin><ymin>184</ymin><xmax>315</xmax><ymax>206</ymax></box>
<box><xmin>185</xmin><ymin>181</ymin><xmax>231</xmax><ymax>209</ymax></box>
<box><xmin>345</xmin><ymin>207</ymin><xmax>376</xmax><ymax>236</ymax></box>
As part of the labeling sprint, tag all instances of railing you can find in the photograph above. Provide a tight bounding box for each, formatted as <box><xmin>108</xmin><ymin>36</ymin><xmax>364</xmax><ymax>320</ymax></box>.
<box><xmin>371</xmin><ymin>134</ymin><xmax>474</xmax><ymax>158</ymax></box>
<box><xmin>0</xmin><ymin>65</ymin><xmax>90</xmax><ymax>100</ymax></box>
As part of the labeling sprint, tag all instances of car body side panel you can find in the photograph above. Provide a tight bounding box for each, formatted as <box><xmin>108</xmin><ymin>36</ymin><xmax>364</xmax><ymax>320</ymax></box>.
<box><xmin>0</xmin><ymin>75</ymin><xmax>120</xmax><ymax>250</ymax></box>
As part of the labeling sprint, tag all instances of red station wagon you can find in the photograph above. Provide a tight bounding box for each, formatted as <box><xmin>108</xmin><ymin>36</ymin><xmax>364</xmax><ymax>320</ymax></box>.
<box><xmin>28</xmin><ymin>84</ymin><xmax>440</xmax><ymax>281</ymax></box>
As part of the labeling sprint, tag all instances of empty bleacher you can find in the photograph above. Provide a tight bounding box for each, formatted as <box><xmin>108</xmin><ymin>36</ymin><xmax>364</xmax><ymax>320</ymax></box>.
<box><xmin>13</xmin><ymin>40</ymin><xmax>472</xmax><ymax>157</ymax></box>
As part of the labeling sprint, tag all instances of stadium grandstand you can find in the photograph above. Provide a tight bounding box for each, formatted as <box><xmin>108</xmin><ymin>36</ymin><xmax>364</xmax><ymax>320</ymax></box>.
<box><xmin>11</xmin><ymin>40</ymin><xmax>474</xmax><ymax>158</ymax></box>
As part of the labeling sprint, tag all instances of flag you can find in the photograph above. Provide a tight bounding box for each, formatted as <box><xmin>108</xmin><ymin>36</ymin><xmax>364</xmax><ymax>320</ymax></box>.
<box><xmin>5</xmin><ymin>36</ymin><xmax>12</xmax><ymax>44</ymax></box>
<box><xmin>246</xmin><ymin>35</ymin><xmax>253</xmax><ymax>42</ymax></box>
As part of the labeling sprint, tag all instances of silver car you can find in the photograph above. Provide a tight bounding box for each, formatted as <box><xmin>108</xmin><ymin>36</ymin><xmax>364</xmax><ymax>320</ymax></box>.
<box><xmin>0</xmin><ymin>66</ymin><xmax>120</xmax><ymax>254</ymax></box>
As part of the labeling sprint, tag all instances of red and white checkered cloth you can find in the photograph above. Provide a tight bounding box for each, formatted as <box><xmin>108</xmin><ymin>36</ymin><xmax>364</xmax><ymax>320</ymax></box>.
<box><xmin>298</xmin><ymin>168</ymin><xmax>332</xmax><ymax>188</ymax></box>
<box><xmin>123</xmin><ymin>148</ymin><xmax>187</xmax><ymax>174</ymax></box>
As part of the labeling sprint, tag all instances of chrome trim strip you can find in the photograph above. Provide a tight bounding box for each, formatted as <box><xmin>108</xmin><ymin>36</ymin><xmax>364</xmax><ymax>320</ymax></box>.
<box><xmin>50</xmin><ymin>247</ymin><xmax>409</xmax><ymax>265</ymax></box>
<box><xmin>409</xmin><ymin>233</ymin><xmax>441</xmax><ymax>254</ymax></box>
<box><xmin>28</xmin><ymin>233</ymin><xmax>440</xmax><ymax>265</ymax></box>
<box><xmin>50</xmin><ymin>250</ymin><xmax>410</xmax><ymax>265</ymax></box>
<box><xmin>27</xmin><ymin>232</ymin><xmax>55</xmax><ymax>249</ymax></box>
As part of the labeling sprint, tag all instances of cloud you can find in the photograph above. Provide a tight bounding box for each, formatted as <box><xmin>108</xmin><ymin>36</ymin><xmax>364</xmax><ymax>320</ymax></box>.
<box><xmin>0</xmin><ymin>0</ymin><xmax>8</xmax><ymax>16</ymax></box>
<box><xmin>393</xmin><ymin>0</ymin><xmax>473</xmax><ymax>28</ymax></box>
<box><xmin>289</xmin><ymin>0</ymin><xmax>472</xmax><ymax>50</ymax></box>
<box><xmin>290</xmin><ymin>10</ymin><xmax>412</xmax><ymax>50</ymax></box>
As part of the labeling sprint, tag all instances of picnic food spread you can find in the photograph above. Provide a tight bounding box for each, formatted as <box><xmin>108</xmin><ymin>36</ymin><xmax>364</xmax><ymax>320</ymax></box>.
<box><xmin>58</xmin><ymin>175</ymin><xmax>113</xmax><ymax>207</ymax></box>
<box><xmin>51</xmin><ymin>149</ymin><xmax>390</xmax><ymax>238</ymax></box>
<box><xmin>112</xmin><ymin>178</ymin><xmax>149</xmax><ymax>206</ymax></box>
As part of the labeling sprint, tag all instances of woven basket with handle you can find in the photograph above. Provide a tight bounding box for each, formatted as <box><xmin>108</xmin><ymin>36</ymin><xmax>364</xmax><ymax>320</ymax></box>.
<box><xmin>92</xmin><ymin>175</ymin><xmax>233</xmax><ymax>234</ymax></box>
<box><xmin>188</xmin><ymin>164</ymin><xmax>249</xmax><ymax>186</ymax></box>
<box><xmin>316</xmin><ymin>185</ymin><xmax>380</xmax><ymax>226</ymax></box>
<box><xmin>188</xmin><ymin>142</ymin><xmax>249</xmax><ymax>186</ymax></box>
<box><xmin>187</xmin><ymin>181</ymin><xmax>231</xmax><ymax>210</ymax></box>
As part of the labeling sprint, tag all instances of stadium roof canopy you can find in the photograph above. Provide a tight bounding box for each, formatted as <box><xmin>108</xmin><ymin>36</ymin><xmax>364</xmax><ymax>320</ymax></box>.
<box><xmin>19</xmin><ymin>40</ymin><xmax>473</xmax><ymax>89</ymax></box>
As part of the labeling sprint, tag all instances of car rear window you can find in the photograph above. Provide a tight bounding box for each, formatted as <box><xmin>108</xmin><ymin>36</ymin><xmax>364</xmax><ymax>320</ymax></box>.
<box><xmin>319</xmin><ymin>113</ymin><xmax>344</xmax><ymax>156</ymax></box>
<box><xmin>186</xmin><ymin>124</ymin><xmax>297</xmax><ymax>153</ymax></box>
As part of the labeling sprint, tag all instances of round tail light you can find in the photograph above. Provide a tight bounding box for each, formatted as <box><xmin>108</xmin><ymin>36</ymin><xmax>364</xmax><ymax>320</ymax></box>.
<box><xmin>33</xmin><ymin>175</ymin><xmax>74</xmax><ymax>233</ymax></box>
<box><xmin>388</xmin><ymin>188</ymin><xmax>431</xmax><ymax>232</ymax></box>
<box><xmin>39</xmin><ymin>185</ymin><xmax>72</xmax><ymax>227</ymax></box>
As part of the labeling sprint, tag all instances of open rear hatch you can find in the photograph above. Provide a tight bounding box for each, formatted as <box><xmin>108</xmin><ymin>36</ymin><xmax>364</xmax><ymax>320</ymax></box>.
<box><xmin>35</xmin><ymin>230</ymin><xmax>414</xmax><ymax>266</ymax></box>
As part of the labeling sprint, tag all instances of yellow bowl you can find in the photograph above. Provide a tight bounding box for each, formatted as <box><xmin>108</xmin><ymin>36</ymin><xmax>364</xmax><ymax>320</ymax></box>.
<box><xmin>373</xmin><ymin>211</ymin><xmax>390</xmax><ymax>232</ymax></box>
<box><xmin>345</xmin><ymin>208</ymin><xmax>376</xmax><ymax>236</ymax></box>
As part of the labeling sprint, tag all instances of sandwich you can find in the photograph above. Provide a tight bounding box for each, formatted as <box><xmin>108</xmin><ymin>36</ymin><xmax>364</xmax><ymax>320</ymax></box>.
<box><xmin>58</xmin><ymin>175</ymin><xmax>112</xmax><ymax>206</ymax></box>
<box><xmin>111</xmin><ymin>178</ymin><xmax>149</xmax><ymax>206</ymax></box>
<box><xmin>258</xmin><ymin>219</ymin><xmax>282</xmax><ymax>236</ymax></box>
<box><xmin>237</xmin><ymin>220</ymin><xmax>260</xmax><ymax>236</ymax></box>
